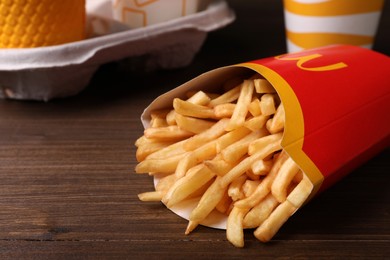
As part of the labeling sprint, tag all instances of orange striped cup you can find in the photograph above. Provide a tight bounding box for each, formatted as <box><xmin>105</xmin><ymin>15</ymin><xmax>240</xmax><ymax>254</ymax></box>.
<box><xmin>0</xmin><ymin>0</ymin><xmax>86</xmax><ymax>48</ymax></box>
<box><xmin>112</xmin><ymin>0</ymin><xmax>210</xmax><ymax>28</ymax></box>
<box><xmin>283</xmin><ymin>0</ymin><xmax>384</xmax><ymax>52</ymax></box>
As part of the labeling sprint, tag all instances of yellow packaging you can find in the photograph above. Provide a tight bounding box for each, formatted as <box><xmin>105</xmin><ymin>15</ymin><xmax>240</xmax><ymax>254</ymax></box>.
<box><xmin>0</xmin><ymin>0</ymin><xmax>86</xmax><ymax>48</ymax></box>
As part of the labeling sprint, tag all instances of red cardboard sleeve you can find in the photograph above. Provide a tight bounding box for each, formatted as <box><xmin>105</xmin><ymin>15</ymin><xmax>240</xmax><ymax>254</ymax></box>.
<box><xmin>239</xmin><ymin>45</ymin><xmax>390</xmax><ymax>196</ymax></box>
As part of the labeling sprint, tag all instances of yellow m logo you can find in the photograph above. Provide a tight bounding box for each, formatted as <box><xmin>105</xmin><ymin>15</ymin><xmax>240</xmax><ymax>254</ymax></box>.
<box><xmin>275</xmin><ymin>54</ymin><xmax>348</xmax><ymax>72</ymax></box>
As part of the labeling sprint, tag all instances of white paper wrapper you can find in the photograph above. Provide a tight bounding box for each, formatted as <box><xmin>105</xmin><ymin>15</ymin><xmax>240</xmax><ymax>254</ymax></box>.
<box><xmin>112</xmin><ymin>0</ymin><xmax>212</xmax><ymax>28</ymax></box>
<box><xmin>0</xmin><ymin>0</ymin><xmax>234</xmax><ymax>101</ymax></box>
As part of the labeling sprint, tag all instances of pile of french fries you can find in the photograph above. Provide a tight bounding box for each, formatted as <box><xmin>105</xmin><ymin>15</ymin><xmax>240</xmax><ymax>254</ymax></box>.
<box><xmin>135</xmin><ymin>74</ymin><xmax>313</xmax><ymax>247</ymax></box>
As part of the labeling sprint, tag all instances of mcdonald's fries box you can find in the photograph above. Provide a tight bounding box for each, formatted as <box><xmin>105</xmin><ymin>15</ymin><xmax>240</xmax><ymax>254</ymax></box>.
<box><xmin>139</xmin><ymin>45</ymin><xmax>390</xmax><ymax>231</ymax></box>
<box><xmin>0</xmin><ymin>0</ymin><xmax>234</xmax><ymax>101</ymax></box>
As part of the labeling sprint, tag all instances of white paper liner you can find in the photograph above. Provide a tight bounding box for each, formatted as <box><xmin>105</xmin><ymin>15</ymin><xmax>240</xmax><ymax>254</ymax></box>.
<box><xmin>154</xmin><ymin>177</ymin><xmax>227</xmax><ymax>229</ymax></box>
<box><xmin>111</xmin><ymin>0</ymin><xmax>212</xmax><ymax>28</ymax></box>
<box><xmin>0</xmin><ymin>0</ymin><xmax>235</xmax><ymax>101</ymax></box>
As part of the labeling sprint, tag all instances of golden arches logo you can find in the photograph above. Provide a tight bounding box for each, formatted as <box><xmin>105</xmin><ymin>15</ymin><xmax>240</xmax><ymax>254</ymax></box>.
<box><xmin>275</xmin><ymin>53</ymin><xmax>348</xmax><ymax>72</ymax></box>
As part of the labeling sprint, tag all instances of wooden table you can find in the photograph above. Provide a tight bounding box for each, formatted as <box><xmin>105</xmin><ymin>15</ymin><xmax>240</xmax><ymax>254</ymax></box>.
<box><xmin>1</xmin><ymin>1</ymin><xmax>389</xmax><ymax>258</ymax></box>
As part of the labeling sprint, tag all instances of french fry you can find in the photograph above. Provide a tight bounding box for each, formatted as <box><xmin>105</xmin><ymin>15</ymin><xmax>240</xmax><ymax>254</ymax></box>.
<box><xmin>220</xmin><ymin>139</ymin><xmax>282</xmax><ymax>188</ymax></box>
<box><xmin>227</xmin><ymin>206</ymin><xmax>248</xmax><ymax>248</ymax></box>
<box><xmin>216</xmin><ymin>126</ymin><xmax>252</xmax><ymax>153</ymax></box>
<box><xmin>226</xmin><ymin>80</ymin><xmax>254</xmax><ymax>131</ymax></box>
<box><xmin>166</xmin><ymin>110</ymin><xmax>177</xmax><ymax>125</ymax></box>
<box><xmin>209</xmin><ymin>84</ymin><xmax>242</xmax><ymax>107</ymax></box>
<box><xmin>242</xmin><ymin>179</ymin><xmax>261</xmax><ymax>198</ymax></box>
<box><xmin>248</xmin><ymin>133</ymin><xmax>283</xmax><ymax>155</ymax></box>
<box><xmin>149</xmin><ymin>109</ymin><xmax>171</xmax><ymax>125</ymax></box>
<box><xmin>254</xmin><ymin>78</ymin><xmax>276</xmax><ymax>94</ymax></box>
<box><xmin>234</xmin><ymin>151</ymin><xmax>289</xmax><ymax>209</ymax></box>
<box><xmin>243</xmin><ymin>194</ymin><xmax>279</xmax><ymax>229</ymax></box>
<box><xmin>175</xmin><ymin>113</ymin><xmax>215</xmax><ymax>134</ymax></box>
<box><xmin>185</xmin><ymin>220</ymin><xmax>199</xmax><ymax>235</ymax></box>
<box><xmin>155</xmin><ymin>173</ymin><xmax>178</xmax><ymax>194</ymax></box>
<box><xmin>245</xmin><ymin>169</ymin><xmax>261</xmax><ymax>181</ymax></box>
<box><xmin>173</xmin><ymin>98</ymin><xmax>216</xmax><ymax>119</ymax></box>
<box><xmin>254</xmin><ymin>200</ymin><xmax>296</xmax><ymax>242</ymax></box>
<box><xmin>260</xmin><ymin>94</ymin><xmax>276</xmax><ymax>116</ymax></box>
<box><xmin>221</xmin><ymin>128</ymin><xmax>268</xmax><ymax>163</ymax></box>
<box><xmin>186</xmin><ymin>177</ymin><xmax>215</xmax><ymax>200</ymax></box>
<box><xmin>144</xmin><ymin>125</ymin><xmax>194</xmax><ymax>141</ymax></box>
<box><xmin>186</xmin><ymin>90</ymin><xmax>219</xmax><ymax>101</ymax></box>
<box><xmin>135</xmin><ymin>153</ymin><xmax>188</xmax><ymax>174</ymax></box>
<box><xmin>186</xmin><ymin>90</ymin><xmax>211</xmax><ymax>105</ymax></box>
<box><xmin>162</xmin><ymin>164</ymin><xmax>203</xmax><ymax>203</ymax></box>
<box><xmin>292</xmin><ymin>170</ymin><xmax>304</xmax><ymax>184</ymax></box>
<box><xmin>136</xmin><ymin>140</ymin><xmax>175</xmax><ymax>161</ymax></box>
<box><xmin>248</xmin><ymin>98</ymin><xmax>262</xmax><ymax>117</ymax></box>
<box><xmin>166</xmin><ymin>165</ymin><xmax>216</xmax><ymax>207</ymax></box>
<box><xmin>184</xmin><ymin>118</ymin><xmax>229</xmax><ymax>151</ymax></box>
<box><xmin>151</xmin><ymin>117</ymin><xmax>169</xmax><ymax>128</ymax></box>
<box><xmin>244</xmin><ymin>115</ymin><xmax>268</xmax><ymax>132</ymax></box>
<box><xmin>145</xmin><ymin>139</ymin><xmax>187</xmax><ymax>160</ymax></box>
<box><xmin>175</xmin><ymin>141</ymin><xmax>217</xmax><ymax>178</ymax></box>
<box><xmin>251</xmin><ymin>159</ymin><xmax>273</xmax><ymax>175</ymax></box>
<box><xmin>287</xmin><ymin>175</ymin><xmax>313</xmax><ymax>208</ymax></box>
<box><xmin>267</xmin><ymin>103</ymin><xmax>285</xmax><ymax>134</ymax></box>
<box><xmin>215</xmin><ymin>190</ymin><xmax>232</xmax><ymax>214</ymax></box>
<box><xmin>213</xmin><ymin>103</ymin><xmax>236</xmax><ymax>118</ymax></box>
<box><xmin>138</xmin><ymin>191</ymin><xmax>163</xmax><ymax>202</ymax></box>
<box><xmin>204</xmin><ymin>157</ymin><xmax>236</xmax><ymax>176</ymax></box>
<box><xmin>228</xmin><ymin>175</ymin><xmax>247</xmax><ymax>201</ymax></box>
<box><xmin>188</xmin><ymin>177</ymin><xmax>227</xmax><ymax>225</ymax></box>
<box><xmin>271</xmin><ymin>157</ymin><xmax>300</xmax><ymax>203</ymax></box>
<box><xmin>135</xmin><ymin>135</ymin><xmax>150</xmax><ymax>147</ymax></box>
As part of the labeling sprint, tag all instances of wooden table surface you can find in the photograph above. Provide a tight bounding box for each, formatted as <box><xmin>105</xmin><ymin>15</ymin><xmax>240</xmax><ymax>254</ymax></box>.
<box><xmin>1</xmin><ymin>1</ymin><xmax>389</xmax><ymax>258</ymax></box>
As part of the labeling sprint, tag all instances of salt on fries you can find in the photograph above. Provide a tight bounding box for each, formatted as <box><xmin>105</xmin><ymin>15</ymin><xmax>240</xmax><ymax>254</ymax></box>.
<box><xmin>135</xmin><ymin>75</ymin><xmax>313</xmax><ymax>247</ymax></box>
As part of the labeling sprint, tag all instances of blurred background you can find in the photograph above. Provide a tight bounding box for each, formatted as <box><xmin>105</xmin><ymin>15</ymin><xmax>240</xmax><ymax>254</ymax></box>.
<box><xmin>87</xmin><ymin>0</ymin><xmax>389</xmax><ymax>97</ymax></box>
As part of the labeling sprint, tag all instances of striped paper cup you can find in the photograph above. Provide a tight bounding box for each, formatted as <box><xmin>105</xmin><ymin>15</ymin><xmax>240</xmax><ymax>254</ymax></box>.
<box><xmin>284</xmin><ymin>0</ymin><xmax>384</xmax><ymax>53</ymax></box>
<box><xmin>0</xmin><ymin>0</ymin><xmax>86</xmax><ymax>48</ymax></box>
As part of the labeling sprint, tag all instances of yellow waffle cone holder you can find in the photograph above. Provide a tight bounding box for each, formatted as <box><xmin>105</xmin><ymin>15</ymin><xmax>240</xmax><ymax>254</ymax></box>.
<box><xmin>0</xmin><ymin>0</ymin><xmax>86</xmax><ymax>48</ymax></box>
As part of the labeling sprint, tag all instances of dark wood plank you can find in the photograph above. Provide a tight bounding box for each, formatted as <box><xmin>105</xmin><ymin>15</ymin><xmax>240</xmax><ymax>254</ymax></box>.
<box><xmin>1</xmin><ymin>240</ymin><xmax>389</xmax><ymax>259</ymax></box>
<box><xmin>0</xmin><ymin>0</ymin><xmax>389</xmax><ymax>258</ymax></box>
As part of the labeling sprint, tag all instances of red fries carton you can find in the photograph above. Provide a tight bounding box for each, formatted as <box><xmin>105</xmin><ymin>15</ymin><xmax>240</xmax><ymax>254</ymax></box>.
<box><xmin>241</xmin><ymin>45</ymin><xmax>390</xmax><ymax>196</ymax></box>
<box><xmin>140</xmin><ymin>45</ymin><xmax>390</xmax><ymax>229</ymax></box>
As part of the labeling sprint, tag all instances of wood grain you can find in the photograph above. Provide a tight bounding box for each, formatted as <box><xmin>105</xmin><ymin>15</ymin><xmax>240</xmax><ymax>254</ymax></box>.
<box><xmin>0</xmin><ymin>0</ymin><xmax>389</xmax><ymax>258</ymax></box>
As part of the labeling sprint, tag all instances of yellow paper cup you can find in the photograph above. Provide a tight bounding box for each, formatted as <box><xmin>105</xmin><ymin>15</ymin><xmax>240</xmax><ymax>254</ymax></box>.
<box><xmin>284</xmin><ymin>0</ymin><xmax>384</xmax><ymax>52</ymax></box>
<box><xmin>0</xmin><ymin>0</ymin><xmax>86</xmax><ymax>48</ymax></box>
<box><xmin>112</xmin><ymin>0</ymin><xmax>211</xmax><ymax>28</ymax></box>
